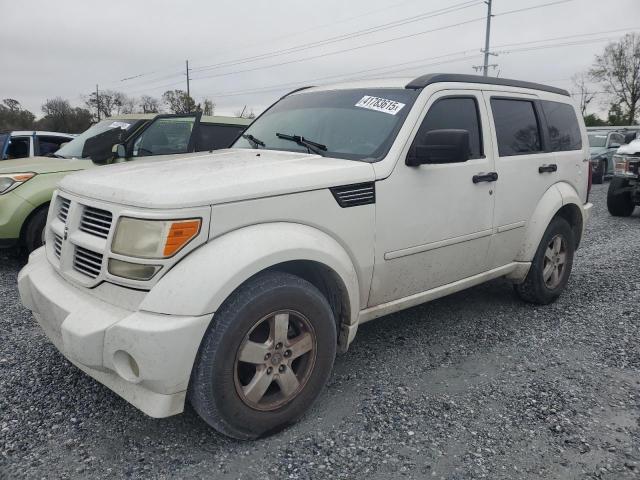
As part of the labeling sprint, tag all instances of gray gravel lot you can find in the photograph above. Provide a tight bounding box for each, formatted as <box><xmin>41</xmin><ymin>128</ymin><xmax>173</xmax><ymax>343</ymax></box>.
<box><xmin>1</xmin><ymin>184</ymin><xmax>640</xmax><ymax>479</ymax></box>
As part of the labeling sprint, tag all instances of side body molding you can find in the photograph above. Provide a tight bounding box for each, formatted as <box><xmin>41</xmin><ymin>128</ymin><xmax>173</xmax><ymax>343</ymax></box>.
<box><xmin>140</xmin><ymin>222</ymin><xmax>361</xmax><ymax>326</ymax></box>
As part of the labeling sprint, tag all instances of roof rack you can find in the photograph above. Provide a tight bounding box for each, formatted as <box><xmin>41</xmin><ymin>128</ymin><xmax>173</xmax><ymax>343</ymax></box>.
<box><xmin>405</xmin><ymin>73</ymin><xmax>570</xmax><ymax>97</ymax></box>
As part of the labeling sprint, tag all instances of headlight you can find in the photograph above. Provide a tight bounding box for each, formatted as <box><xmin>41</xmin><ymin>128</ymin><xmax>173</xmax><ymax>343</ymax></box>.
<box><xmin>112</xmin><ymin>217</ymin><xmax>202</xmax><ymax>258</ymax></box>
<box><xmin>0</xmin><ymin>173</ymin><xmax>36</xmax><ymax>194</ymax></box>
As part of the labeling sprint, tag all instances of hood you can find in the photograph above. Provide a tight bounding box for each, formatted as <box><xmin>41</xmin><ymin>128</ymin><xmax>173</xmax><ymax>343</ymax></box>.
<box><xmin>617</xmin><ymin>140</ymin><xmax>640</xmax><ymax>156</ymax></box>
<box><xmin>59</xmin><ymin>149</ymin><xmax>375</xmax><ymax>208</ymax></box>
<box><xmin>589</xmin><ymin>146</ymin><xmax>606</xmax><ymax>158</ymax></box>
<box><xmin>0</xmin><ymin>156</ymin><xmax>90</xmax><ymax>175</ymax></box>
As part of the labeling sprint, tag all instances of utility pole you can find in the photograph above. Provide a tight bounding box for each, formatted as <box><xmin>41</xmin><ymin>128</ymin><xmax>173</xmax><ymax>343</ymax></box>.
<box><xmin>95</xmin><ymin>84</ymin><xmax>101</xmax><ymax>121</ymax></box>
<box><xmin>482</xmin><ymin>0</ymin><xmax>493</xmax><ymax>77</ymax></box>
<box><xmin>185</xmin><ymin>60</ymin><xmax>191</xmax><ymax>113</ymax></box>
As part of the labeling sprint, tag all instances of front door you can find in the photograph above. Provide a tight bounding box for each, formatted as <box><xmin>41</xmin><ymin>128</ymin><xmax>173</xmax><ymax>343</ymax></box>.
<box><xmin>369</xmin><ymin>90</ymin><xmax>496</xmax><ymax>306</ymax></box>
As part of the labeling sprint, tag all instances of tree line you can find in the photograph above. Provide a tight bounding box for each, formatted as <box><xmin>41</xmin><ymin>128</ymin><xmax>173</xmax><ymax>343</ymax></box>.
<box><xmin>0</xmin><ymin>90</ymin><xmax>255</xmax><ymax>134</ymax></box>
<box><xmin>572</xmin><ymin>33</ymin><xmax>639</xmax><ymax>126</ymax></box>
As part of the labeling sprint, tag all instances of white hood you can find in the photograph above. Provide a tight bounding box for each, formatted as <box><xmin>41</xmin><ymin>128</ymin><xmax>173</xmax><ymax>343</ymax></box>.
<box><xmin>617</xmin><ymin>139</ymin><xmax>640</xmax><ymax>156</ymax></box>
<box><xmin>58</xmin><ymin>149</ymin><xmax>375</xmax><ymax>209</ymax></box>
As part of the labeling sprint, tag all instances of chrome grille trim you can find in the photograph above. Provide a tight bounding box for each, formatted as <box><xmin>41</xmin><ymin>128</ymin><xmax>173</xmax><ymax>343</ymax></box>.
<box><xmin>80</xmin><ymin>207</ymin><xmax>113</xmax><ymax>239</ymax></box>
<box><xmin>57</xmin><ymin>197</ymin><xmax>71</xmax><ymax>223</ymax></box>
<box><xmin>73</xmin><ymin>246</ymin><xmax>104</xmax><ymax>279</ymax></box>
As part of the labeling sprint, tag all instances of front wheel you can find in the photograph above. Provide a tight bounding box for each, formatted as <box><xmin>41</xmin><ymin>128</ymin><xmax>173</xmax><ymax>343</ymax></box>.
<box><xmin>607</xmin><ymin>177</ymin><xmax>635</xmax><ymax>217</ymax></box>
<box><xmin>23</xmin><ymin>208</ymin><xmax>48</xmax><ymax>253</ymax></box>
<box><xmin>515</xmin><ymin>217</ymin><xmax>575</xmax><ymax>305</ymax></box>
<box><xmin>189</xmin><ymin>271</ymin><xmax>336</xmax><ymax>439</ymax></box>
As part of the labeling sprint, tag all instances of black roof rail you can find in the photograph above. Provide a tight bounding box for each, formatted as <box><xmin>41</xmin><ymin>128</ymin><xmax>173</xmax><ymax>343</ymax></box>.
<box><xmin>405</xmin><ymin>73</ymin><xmax>570</xmax><ymax>97</ymax></box>
<box><xmin>280</xmin><ymin>86</ymin><xmax>314</xmax><ymax>99</ymax></box>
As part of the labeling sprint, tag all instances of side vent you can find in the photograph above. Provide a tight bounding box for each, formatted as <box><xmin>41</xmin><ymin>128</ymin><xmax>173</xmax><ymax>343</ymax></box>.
<box><xmin>330</xmin><ymin>182</ymin><xmax>376</xmax><ymax>208</ymax></box>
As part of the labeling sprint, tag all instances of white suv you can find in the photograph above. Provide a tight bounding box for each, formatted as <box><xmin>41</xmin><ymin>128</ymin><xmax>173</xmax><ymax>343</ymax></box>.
<box><xmin>18</xmin><ymin>74</ymin><xmax>592</xmax><ymax>439</ymax></box>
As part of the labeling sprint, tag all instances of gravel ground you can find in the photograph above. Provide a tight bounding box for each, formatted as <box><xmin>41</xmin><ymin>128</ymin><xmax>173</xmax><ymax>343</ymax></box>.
<box><xmin>1</xmin><ymin>184</ymin><xmax>639</xmax><ymax>479</ymax></box>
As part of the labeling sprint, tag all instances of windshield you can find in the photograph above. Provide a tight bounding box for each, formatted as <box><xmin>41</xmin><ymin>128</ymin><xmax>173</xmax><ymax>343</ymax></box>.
<box><xmin>232</xmin><ymin>88</ymin><xmax>419</xmax><ymax>161</ymax></box>
<box><xmin>56</xmin><ymin>119</ymin><xmax>143</xmax><ymax>159</ymax></box>
<box><xmin>588</xmin><ymin>134</ymin><xmax>607</xmax><ymax>148</ymax></box>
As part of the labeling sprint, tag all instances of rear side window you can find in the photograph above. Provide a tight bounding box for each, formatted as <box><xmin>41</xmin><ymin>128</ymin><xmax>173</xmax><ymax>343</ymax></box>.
<box><xmin>196</xmin><ymin>124</ymin><xmax>245</xmax><ymax>151</ymax></box>
<box><xmin>491</xmin><ymin>99</ymin><xmax>541</xmax><ymax>156</ymax></box>
<box><xmin>5</xmin><ymin>136</ymin><xmax>30</xmax><ymax>159</ymax></box>
<box><xmin>415</xmin><ymin>97</ymin><xmax>483</xmax><ymax>159</ymax></box>
<box><xmin>541</xmin><ymin>101</ymin><xmax>582</xmax><ymax>151</ymax></box>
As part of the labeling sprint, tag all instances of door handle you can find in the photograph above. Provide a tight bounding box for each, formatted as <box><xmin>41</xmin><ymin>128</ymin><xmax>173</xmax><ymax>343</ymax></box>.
<box><xmin>472</xmin><ymin>172</ymin><xmax>498</xmax><ymax>183</ymax></box>
<box><xmin>538</xmin><ymin>164</ymin><xmax>558</xmax><ymax>173</ymax></box>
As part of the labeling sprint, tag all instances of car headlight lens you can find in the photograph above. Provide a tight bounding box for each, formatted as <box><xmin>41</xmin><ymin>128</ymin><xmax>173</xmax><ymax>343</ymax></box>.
<box><xmin>0</xmin><ymin>173</ymin><xmax>36</xmax><ymax>194</ymax></box>
<box><xmin>112</xmin><ymin>217</ymin><xmax>202</xmax><ymax>258</ymax></box>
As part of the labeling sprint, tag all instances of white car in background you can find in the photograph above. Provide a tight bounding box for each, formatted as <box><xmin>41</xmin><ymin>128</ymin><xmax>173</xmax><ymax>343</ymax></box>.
<box><xmin>1</xmin><ymin>131</ymin><xmax>75</xmax><ymax>160</ymax></box>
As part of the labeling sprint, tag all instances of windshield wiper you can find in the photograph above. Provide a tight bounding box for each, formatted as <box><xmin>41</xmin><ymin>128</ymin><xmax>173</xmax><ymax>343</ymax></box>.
<box><xmin>276</xmin><ymin>133</ymin><xmax>327</xmax><ymax>156</ymax></box>
<box><xmin>242</xmin><ymin>133</ymin><xmax>265</xmax><ymax>148</ymax></box>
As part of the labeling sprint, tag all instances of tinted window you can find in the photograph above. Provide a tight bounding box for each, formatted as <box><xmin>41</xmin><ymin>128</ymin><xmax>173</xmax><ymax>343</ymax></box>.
<box><xmin>133</xmin><ymin>116</ymin><xmax>196</xmax><ymax>157</ymax></box>
<box><xmin>413</xmin><ymin>97</ymin><xmax>482</xmax><ymax>159</ymax></box>
<box><xmin>491</xmin><ymin>99</ymin><xmax>541</xmax><ymax>156</ymax></box>
<box><xmin>5</xmin><ymin>136</ymin><xmax>30</xmax><ymax>159</ymax></box>
<box><xmin>196</xmin><ymin>124</ymin><xmax>245</xmax><ymax>151</ymax></box>
<box><xmin>541</xmin><ymin>101</ymin><xmax>582</xmax><ymax>152</ymax></box>
<box><xmin>37</xmin><ymin>135</ymin><xmax>71</xmax><ymax>156</ymax></box>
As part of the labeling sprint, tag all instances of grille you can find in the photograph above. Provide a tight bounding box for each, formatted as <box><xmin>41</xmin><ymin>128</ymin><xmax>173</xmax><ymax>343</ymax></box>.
<box><xmin>53</xmin><ymin>234</ymin><xmax>63</xmax><ymax>258</ymax></box>
<box><xmin>73</xmin><ymin>246</ymin><xmax>103</xmax><ymax>279</ymax></box>
<box><xmin>330</xmin><ymin>182</ymin><xmax>376</xmax><ymax>208</ymax></box>
<box><xmin>57</xmin><ymin>197</ymin><xmax>71</xmax><ymax>223</ymax></box>
<box><xmin>80</xmin><ymin>206</ymin><xmax>113</xmax><ymax>239</ymax></box>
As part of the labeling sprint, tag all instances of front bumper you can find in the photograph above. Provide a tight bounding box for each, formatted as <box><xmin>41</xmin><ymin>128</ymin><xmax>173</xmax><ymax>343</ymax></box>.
<box><xmin>18</xmin><ymin>248</ymin><xmax>211</xmax><ymax>418</ymax></box>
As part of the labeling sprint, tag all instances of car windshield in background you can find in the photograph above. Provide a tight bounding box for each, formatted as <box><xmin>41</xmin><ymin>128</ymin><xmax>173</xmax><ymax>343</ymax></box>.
<box><xmin>588</xmin><ymin>134</ymin><xmax>607</xmax><ymax>148</ymax></box>
<box><xmin>56</xmin><ymin>119</ymin><xmax>142</xmax><ymax>159</ymax></box>
<box><xmin>232</xmin><ymin>88</ymin><xmax>419</xmax><ymax>161</ymax></box>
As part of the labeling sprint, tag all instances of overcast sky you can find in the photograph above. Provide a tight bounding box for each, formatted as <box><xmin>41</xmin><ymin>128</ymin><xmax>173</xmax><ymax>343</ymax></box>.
<box><xmin>1</xmin><ymin>0</ymin><xmax>638</xmax><ymax>118</ymax></box>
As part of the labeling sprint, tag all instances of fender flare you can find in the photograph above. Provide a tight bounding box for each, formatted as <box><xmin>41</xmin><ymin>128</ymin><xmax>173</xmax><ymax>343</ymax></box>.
<box><xmin>140</xmin><ymin>222</ymin><xmax>361</xmax><ymax>327</ymax></box>
<box><xmin>516</xmin><ymin>182</ymin><xmax>584</xmax><ymax>262</ymax></box>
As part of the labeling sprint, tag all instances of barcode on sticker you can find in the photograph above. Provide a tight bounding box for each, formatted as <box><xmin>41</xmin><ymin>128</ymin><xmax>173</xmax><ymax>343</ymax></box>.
<box><xmin>355</xmin><ymin>96</ymin><xmax>405</xmax><ymax>115</ymax></box>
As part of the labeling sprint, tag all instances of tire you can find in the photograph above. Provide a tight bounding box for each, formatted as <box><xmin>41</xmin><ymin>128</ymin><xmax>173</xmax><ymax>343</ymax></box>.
<box><xmin>23</xmin><ymin>208</ymin><xmax>48</xmax><ymax>253</ymax></box>
<box><xmin>515</xmin><ymin>216</ymin><xmax>575</xmax><ymax>305</ymax></box>
<box><xmin>607</xmin><ymin>177</ymin><xmax>635</xmax><ymax>217</ymax></box>
<box><xmin>189</xmin><ymin>271</ymin><xmax>337</xmax><ymax>439</ymax></box>
<box><xmin>592</xmin><ymin>160</ymin><xmax>604</xmax><ymax>184</ymax></box>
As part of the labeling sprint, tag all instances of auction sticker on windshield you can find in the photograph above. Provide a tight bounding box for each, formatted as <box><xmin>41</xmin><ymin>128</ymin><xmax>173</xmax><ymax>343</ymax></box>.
<box><xmin>355</xmin><ymin>96</ymin><xmax>405</xmax><ymax>115</ymax></box>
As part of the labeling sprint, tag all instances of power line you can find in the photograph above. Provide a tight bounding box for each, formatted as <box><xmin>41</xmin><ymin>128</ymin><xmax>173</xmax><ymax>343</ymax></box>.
<box><xmin>191</xmin><ymin>1</ymin><xmax>482</xmax><ymax>73</ymax></box>
<box><xmin>189</xmin><ymin>0</ymin><xmax>578</xmax><ymax>83</ymax></box>
<box><xmin>201</xmin><ymin>29</ymin><xmax>636</xmax><ymax>100</ymax></box>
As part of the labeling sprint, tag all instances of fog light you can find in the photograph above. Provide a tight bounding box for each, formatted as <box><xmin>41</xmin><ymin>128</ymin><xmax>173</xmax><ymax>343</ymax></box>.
<box><xmin>113</xmin><ymin>350</ymin><xmax>141</xmax><ymax>383</ymax></box>
<box><xmin>108</xmin><ymin>258</ymin><xmax>160</xmax><ymax>281</ymax></box>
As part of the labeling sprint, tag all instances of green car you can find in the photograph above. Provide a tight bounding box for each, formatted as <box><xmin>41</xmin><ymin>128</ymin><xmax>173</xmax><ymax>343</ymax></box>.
<box><xmin>0</xmin><ymin>113</ymin><xmax>251</xmax><ymax>252</ymax></box>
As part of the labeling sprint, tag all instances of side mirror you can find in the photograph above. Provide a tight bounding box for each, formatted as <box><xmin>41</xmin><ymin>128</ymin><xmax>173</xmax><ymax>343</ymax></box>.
<box><xmin>609</xmin><ymin>143</ymin><xmax>621</xmax><ymax>149</ymax></box>
<box><xmin>112</xmin><ymin>143</ymin><xmax>126</xmax><ymax>158</ymax></box>
<box><xmin>406</xmin><ymin>129</ymin><xmax>470</xmax><ymax>166</ymax></box>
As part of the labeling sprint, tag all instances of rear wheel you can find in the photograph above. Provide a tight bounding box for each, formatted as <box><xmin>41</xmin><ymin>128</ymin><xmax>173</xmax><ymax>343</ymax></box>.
<box><xmin>23</xmin><ymin>208</ymin><xmax>48</xmax><ymax>253</ymax></box>
<box><xmin>189</xmin><ymin>271</ymin><xmax>336</xmax><ymax>439</ymax></box>
<box><xmin>607</xmin><ymin>177</ymin><xmax>635</xmax><ymax>217</ymax></box>
<box><xmin>515</xmin><ymin>217</ymin><xmax>575</xmax><ymax>305</ymax></box>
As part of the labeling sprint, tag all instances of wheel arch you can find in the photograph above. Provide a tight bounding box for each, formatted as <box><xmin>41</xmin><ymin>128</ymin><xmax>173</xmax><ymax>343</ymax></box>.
<box><xmin>18</xmin><ymin>201</ymin><xmax>50</xmax><ymax>245</ymax></box>
<box><xmin>517</xmin><ymin>182</ymin><xmax>586</xmax><ymax>262</ymax></box>
<box><xmin>140</xmin><ymin>223</ymin><xmax>362</xmax><ymax>349</ymax></box>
